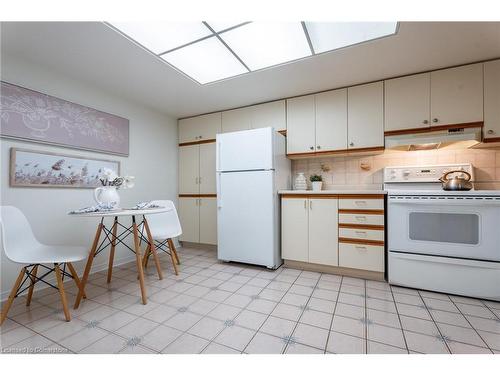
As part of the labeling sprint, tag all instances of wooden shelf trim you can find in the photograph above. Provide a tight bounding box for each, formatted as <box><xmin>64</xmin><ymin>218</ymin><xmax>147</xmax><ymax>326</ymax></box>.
<box><xmin>338</xmin><ymin>194</ymin><xmax>385</xmax><ymax>199</ymax></box>
<box><xmin>339</xmin><ymin>237</ymin><xmax>385</xmax><ymax>246</ymax></box>
<box><xmin>483</xmin><ymin>137</ymin><xmax>500</xmax><ymax>143</ymax></box>
<box><xmin>384</xmin><ymin>121</ymin><xmax>483</xmax><ymax>137</ymax></box>
<box><xmin>281</xmin><ymin>194</ymin><xmax>339</xmax><ymax>199</ymax></box>
<box><xmin>179</xmin><ymin>139</ymin><xmax>216</xmax><ymax>147</ymax></box>
<box><xmin>287</xmin><ymin>146</ymin><xmax>385</xmax><ymax>159</ymax></box>
<box><xmin>338</xmin><ymin>223</ymin><xmax>384</xmax><ymax>230</ymax></box>
<box><xmin>338</xmin><ymin>209</ymin><xmax>384</xmax><ymax>215</ymax></box>
<box><xmin>281</xmin><ymin>194</ymin><xmax>385</xmax><ymax>199</ymax></box>
<box><xmin>179</xmin><ymin>194</ymin><xmax>217</xmax><ymax>198</ymax></box>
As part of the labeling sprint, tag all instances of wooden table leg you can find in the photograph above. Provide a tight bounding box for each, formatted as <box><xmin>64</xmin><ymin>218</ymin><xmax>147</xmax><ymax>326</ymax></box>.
<box><xmin>107</xmin><ymin>217</ymin><xmax>118</xmax><ymax>283</ymax></box>
<box><xmin>167</xmin><ymin>238</ymin><xmax>180</xmax><ymax>276</ymax></box>
<box><xmin>26</xmin><ymin>265</ymin><xmax>38</xmax><ymax>306</ymax></box>
<box><xmin>55</xmin><ymin>263</ymin><xmax>71</xmax><ymax>322</ymax></box>
<box><xmin>142</xmin><ymin>244</ymin><xmax>151</xmax><ymax>268</ymax></box>
<box><xmin>67</xmin><ymin>262</ymin><xmax>86</xmax><ymax>299</ymax></box>
<box><xmin>74</xmin><ymin>221</ymin><xmax>103</xmax><ymax>309</ymax></box>
<box><xmin>143</xmin><ymin>218</ymin><xmax>163</xmax><ymax>280</ymax></box>
<box><xmin>132</xmin><ymin>216</ymin><xmax>147</xmax><ymax>304</ymax></box>
<box><xmin>0</xmin><ymin>268</ymin><xmax>26</xmax><ymax>325</ymax></box>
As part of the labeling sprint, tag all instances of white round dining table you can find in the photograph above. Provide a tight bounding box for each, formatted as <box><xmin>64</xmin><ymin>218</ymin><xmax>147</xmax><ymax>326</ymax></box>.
<box><xmin>69</xmin><ymin>207</ymin><xmax>172</xmax><ymax>307</ymax></box>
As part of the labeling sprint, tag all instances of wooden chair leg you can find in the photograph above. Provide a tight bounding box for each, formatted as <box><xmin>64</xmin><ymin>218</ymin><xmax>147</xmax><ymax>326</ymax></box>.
<box><xmin>26</xmin><ymin>265</ymin><xmax>38</xmax><ymax>306</ymax></box>
<box><xmin>74</xmin><ymin>222</ymin><xmax>103</xmax><ymax>309</ymax></box>
<box><xmin>170</xmin><ymin>240</ymin><xmax>181</xmax><ymax>265</ymax></box>
<box><xmin>167</xmin><ymin>239</ymin><xmax>179</xmax><ymax>276</ymax></box>
<box><xmin>143</xmin><ymin>218</ymin><xmax>163</xmax><ymax>280</ymax></box>
<box><xmin>0</xmin><ymin>268</ymin><xmax>26</xmax><ymax>325</ymax></box>
<box><xmin>66</xmin><ymin>262</ymin><xmax>86</xmax><ymax>299</ymax></box>
<box><xmin>132</xmin><ymin>220</ymin><xmax>147</xmax><ymax>304</ymax></box>
<box><xmin>107</xmin><ymin>217</ymin><xmax>118</xmax><ymax>283</ymax></box>
<box><xmin>54</xmin><ymin>263</ymin><xmax>71</xmax><ymax>322</ymax></box>
<box><xmin>142</xmin><ymin>244</ymin><xmax>151</xmax><ymax>269</ymax></box>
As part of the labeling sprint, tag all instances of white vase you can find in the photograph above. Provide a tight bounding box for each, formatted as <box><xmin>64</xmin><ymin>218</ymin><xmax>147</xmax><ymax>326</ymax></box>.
<box><xmin>312</xmin><ymin>181</ymin><xmax>323</xmax><ymax>191</ymax></box>
<box><xmin>294</xmin><ymin>172</ymin><xmax>307</xmax><ymax>190</ymax></box>
<box><xmin>94</xmin><ymin>186</ymin><xmax>120</xmax><ymax>209</ymax></box>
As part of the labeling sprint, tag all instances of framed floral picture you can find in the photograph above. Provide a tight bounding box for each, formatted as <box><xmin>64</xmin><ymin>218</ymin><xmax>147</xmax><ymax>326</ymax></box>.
<box><xmin>10</xmin><ymin>148</ymin><xmax>120</xmax><ymax>188</ymax></box>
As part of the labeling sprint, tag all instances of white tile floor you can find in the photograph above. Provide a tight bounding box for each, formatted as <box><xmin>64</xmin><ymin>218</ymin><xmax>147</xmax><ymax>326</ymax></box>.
<box><xmin>1</xmin><ymin>247</ymin><xmax>500</xmax><ymax>354</ymax></box>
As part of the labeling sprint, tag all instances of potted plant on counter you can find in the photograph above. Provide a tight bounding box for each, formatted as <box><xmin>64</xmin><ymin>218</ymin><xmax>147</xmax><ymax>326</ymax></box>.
<box><xmin>310</xmin><ymin>174</ymin><xmax>323</xmax><ymax>191</ymax></box>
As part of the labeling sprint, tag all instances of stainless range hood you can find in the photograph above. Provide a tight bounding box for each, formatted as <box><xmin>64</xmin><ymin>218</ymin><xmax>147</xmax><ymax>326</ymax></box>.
<box><xmin>385</xmin><ymin>126</ymin><xmax>482</xmax><ymax>151</ymax></box>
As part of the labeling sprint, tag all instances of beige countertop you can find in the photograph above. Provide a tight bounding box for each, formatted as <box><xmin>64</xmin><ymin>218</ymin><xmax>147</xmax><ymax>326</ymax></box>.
<box><xmin>279</xmin><ymin>190</ymin><xmax>387</xmax><ymax>195</ymax></box>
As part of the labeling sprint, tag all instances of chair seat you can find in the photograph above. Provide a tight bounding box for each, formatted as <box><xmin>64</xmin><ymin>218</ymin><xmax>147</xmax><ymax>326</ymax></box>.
<box><xmin>10</xmin><ymin>244</ymin><xmax>89</xmax><ymax>264</ymax></box>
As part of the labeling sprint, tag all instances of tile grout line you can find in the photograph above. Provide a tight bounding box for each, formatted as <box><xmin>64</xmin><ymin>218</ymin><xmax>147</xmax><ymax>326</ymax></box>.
<box><xmin>323</xmin><ymin>276</ymin><xmax>344</xmax><ymax>354</ymax></box>
<box><xmin>417</xmin><ymin>290</ymin><xmax>451</xmax><ymax>354</ymax></box>
<box><xmin>283</xmin><ymin>272</ymin><xmax>322</xmax><ymax>353</ymax></box>
<box><xmin>389</xmin><ymin>284</ymin><xmax>410</xmax><ymax>354</ymax></box>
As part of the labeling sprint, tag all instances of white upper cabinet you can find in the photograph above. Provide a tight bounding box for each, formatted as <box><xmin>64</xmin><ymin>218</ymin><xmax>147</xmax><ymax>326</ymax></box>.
<box><xmin>179</xmin><ymin>112</ymin><xmax>222</xmax><ymax>143</ymax></box>
<box><xmin>286</xmin><ymin>95</ymin><xmax>316</xmax><ymax>154</ymax></box>
<box><xmin>315</xmin><ymin>89</ymin><xmax>348</xmax><ymax>152</ymax></box>
<box><xmin>199</xmin><ymin>143</ymin><xmax>216</xmax><ymax>194</ymax></box>
<box><xmin>384</xmin><ymin>73</ymin><xmax>431</xmax><ymax>132</ymax></box>
<box><xmin>347</xmin><ymin>81</ymin><xmax>384</xmax><ymax>149</ymax></box>
<box><xmin>430</xmin><ymin>63</ymin><xmax>483</xmax><ymax>126</ymax></box>
<box><xmin>178</xmin><ymin>145</ymin><xmax>199</xmax><ymax>194</ymax></box>
<box><xmin>221</xmin><ymin>107</ymin><xmax>252</xmax><ymax>133</ymax></box>
<box><xmin>251</xmin><ymin>100</ymin><xmax>286</xmax><ymax>131</ymax></box>
<box><xmin>484</xmin><ymin>60</ymin><xmax>500</xmax><ymax>139</ymax></box>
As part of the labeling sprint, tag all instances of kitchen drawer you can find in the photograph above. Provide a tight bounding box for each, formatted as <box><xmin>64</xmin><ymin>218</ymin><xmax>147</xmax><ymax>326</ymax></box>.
<box><xmin>339</xmin><ymin>227</ymin><xmax>384</xmax><ymax>242</ymax></box>
<box><xmin>339</xmin><ymin>243</ymin><xmax>384</xmax><ymax>272</ymax></box>
<box><xmin>339</xmin><ymin>213</ymin><xmax>384</xmax><ymax>226</ymax></box>
<box><xmin>339</xmin><ymin>198</ymin><xmax>384</xmax><ymax>210</ymax></box>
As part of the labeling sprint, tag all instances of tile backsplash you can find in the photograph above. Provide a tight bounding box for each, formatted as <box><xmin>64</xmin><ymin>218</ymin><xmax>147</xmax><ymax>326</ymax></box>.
<box><xmin>291</xmin><ymin>148</ymin><xmax>500</xmax><ymax>190</ymax></box>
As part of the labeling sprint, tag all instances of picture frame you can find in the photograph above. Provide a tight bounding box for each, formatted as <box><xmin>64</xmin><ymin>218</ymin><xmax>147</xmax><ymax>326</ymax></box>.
<box><xmin>0</xmin><ymin>81</ymin><xmax>130</xmax><ymax>156</ymax></box>
<box><xmin>10</xmin><ymin>147</ymin><xmax>121</xmax><ymax>188</ymax></box>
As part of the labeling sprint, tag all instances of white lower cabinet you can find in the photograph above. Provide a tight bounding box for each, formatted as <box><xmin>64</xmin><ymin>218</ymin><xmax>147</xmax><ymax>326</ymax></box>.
<box><xmin>338</xmin><ymin>243</ymin><xmax>384</xmax><ymax>272</ymax></box>
<box><xmin>281</xmin><ymin>198</ymin><xmax>309</xmax><ymax>262</ymax></box>
<box><xmin>281</xmin><ymin>197</ymin><xmax>338</xmax><ymax>265</ymax></box>
<box><xmin>178</xmin><ymin>197</ymin><xmax>199</xmax><ymax>243</ymax></box>
<box><xmin>199</xmin><ymin>198</ymin><xmax>217</xmax><ymax>245</ymax></box>
<box><xmin>308</xmin><ymin>198</ymin><xmax>339</xmax><ymax>266</ymax></box>
<box><xmin>178</xmin><ymin>197</ymin><xmax>217</xmax><ymax>245</ymax></box>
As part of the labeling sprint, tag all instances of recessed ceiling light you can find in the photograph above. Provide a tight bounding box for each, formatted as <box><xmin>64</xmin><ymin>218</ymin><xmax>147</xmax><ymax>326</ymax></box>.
<box><xmin>220</xmin><ymin>22</ymin><xmax>312</xmax><ymax>71</ymax></box>
<box><xmin>304</xmin><ymin>22</ymin><xmax>398</xmax><ymax>54</ymax></box>
<box><xmin>109</xmin><ymin>21</ymin><xmax>212</xmax><ymax>54</ymax></box>
<box><xmin>161</xmin><ymin>37</ymin><xmax>248</xmax><ymax>84</ymax></box>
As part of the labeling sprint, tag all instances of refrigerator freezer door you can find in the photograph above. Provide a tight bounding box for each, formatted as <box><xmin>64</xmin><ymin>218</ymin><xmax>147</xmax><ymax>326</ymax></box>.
<box><xmin>217</xmin><ymin>127</ymin><xmax>274</xmax><ymax>172</ymax></box>
<box><xmin>217</xmin><ymin>170</ymin><xmax>280</xmax><ymax>268</ymax></box>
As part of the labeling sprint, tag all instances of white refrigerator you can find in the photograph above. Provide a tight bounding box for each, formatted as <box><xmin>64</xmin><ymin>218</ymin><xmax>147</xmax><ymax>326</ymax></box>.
<box><xmin>216</xmin><ymin>127</ymin><xmax>291</xmax><ymax>269</ymax></box>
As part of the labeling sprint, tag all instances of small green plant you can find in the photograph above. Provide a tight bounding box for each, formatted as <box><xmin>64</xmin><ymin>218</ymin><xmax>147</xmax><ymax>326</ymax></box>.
<box><xmin>309</xmin><ymin>174</ymin><xmax>322</xmax><ymax>182</ymax></box>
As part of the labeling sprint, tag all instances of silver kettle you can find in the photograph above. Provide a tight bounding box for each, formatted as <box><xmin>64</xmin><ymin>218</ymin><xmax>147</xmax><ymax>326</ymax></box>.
<box><xmin>439</xmin><ymin>170</ymin><xmax>473</xmax><ymax>191</ymax></box>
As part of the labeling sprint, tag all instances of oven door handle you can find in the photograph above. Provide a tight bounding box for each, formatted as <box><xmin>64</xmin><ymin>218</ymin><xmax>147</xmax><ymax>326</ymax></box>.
<box><xmin>389</xmin><ymin>198</ymin><xmax>500</xmax><ymax>206</ymax></box>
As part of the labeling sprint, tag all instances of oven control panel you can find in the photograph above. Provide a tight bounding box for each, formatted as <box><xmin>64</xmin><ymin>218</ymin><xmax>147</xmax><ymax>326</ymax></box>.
<box><xmin>384</xmin><ymin>164</ymin><xmax>474</xmax><ymax>183</ymax></box>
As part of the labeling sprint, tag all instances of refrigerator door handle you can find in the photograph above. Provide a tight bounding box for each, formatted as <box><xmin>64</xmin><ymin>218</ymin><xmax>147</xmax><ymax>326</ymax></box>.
<box><xmin>217</xmin><ymin>175</ymin><xmax>222</xmax><ymax>209</ymax></box>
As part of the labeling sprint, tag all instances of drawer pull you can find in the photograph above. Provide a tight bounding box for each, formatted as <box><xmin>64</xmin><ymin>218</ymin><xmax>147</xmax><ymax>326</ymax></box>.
<box><xmin>355</xmin><ymin>216</ymin><xmax>367</xmax><ymax>221</ymax></box>
<box><xmin>355</xmin><ymin>246</ymin><xmax>367</xmax><ymax>251</ymax></box>
<box><xmin>355</xmin><ymin>201</ymin><xmax>367</xmax><ymax>205</ymax></box>
<box><xmin>355</xmin><ymin>231</ymin><xmax>367</xmax><ymax>235</ymax></box>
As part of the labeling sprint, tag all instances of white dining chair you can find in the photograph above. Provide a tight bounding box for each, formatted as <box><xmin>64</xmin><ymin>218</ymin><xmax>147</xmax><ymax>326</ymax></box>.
<box><xmin>0</xmin><ymin>206</ymin><xmax>88</xmax><ymax>325</ymax></box>
<box><xmin>141</xmin><ymin>200</ymin><xmax>182</xmax><ymax>275</ymax></box>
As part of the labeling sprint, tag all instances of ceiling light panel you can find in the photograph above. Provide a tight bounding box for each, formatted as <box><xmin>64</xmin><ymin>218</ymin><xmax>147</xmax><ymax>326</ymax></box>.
<box><xmin>220</xmin><ymin>22</ymin><xmax>312</xmax><ymax>71</ymax></box>
<box><xmin>109</xmin><ymin>21</ymin><xmax>212</xmax><ymax>54</ymax></box>
<box><xmin>161</xmin><ymin>37</ymin><xmax>248</xmax><ymax>84</ymax></box>
<box><xmin>205</xmin><ymin>21</ymin><xmax>249</xmax><ymax>32</ymax></box>
<box><xmin>305</xmin><ymin>22</ymin><xmax>398</xmax><ymax>54</ymax></box>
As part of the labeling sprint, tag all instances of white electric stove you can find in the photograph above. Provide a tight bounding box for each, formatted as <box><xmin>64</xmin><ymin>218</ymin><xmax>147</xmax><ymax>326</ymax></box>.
<box><xmin>384</xmin><ymin>163</ymin><xmax>500</xmax><ymax>301</ymax></box>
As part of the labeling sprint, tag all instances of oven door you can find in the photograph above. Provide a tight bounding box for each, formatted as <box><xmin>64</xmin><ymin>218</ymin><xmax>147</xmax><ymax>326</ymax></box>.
<box><xmin>388</xmin><ymin>195</ymin><xmax>500</xmax><ymax>261</ymax></box>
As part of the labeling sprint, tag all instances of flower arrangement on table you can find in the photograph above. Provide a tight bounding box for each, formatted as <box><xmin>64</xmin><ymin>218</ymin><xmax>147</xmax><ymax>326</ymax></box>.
<box><xmin>99</xmin><ymin>168</ymin><xmax>135</xmax><ymax>189</ymax></box>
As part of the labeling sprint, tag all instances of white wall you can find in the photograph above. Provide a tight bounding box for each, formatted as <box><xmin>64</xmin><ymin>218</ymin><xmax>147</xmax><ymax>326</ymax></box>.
<box><xmin>1</xmin><ymin>55</ymin><xmax>178</xmax><ymax>300</ymax></box>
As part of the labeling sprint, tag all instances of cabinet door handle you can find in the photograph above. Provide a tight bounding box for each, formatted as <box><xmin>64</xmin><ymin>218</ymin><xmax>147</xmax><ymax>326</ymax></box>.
<box><xmin>304</xmin><ymin>200</ymin><xmax>307</xmax><ymax>209</ymax></box>
<box><xmin>309</xmin><ymin>146</ymin><xmax>314</xmax><ymax>150</ymax></box>
<box><xmin>199</xmin><ymin>177</ymin><xmax>202</xmax><ymax>184</ymax></box>
<box><xmin>487</xmin><ymin>129</ymin><xmax>494</xmax><ymax>135</ymax></box>
<box><xmin>199</xmin><ymin>135</ymin><xmax>203</xmax><ymax>139</ymax></box>
<box><xmin>316</xmin><ymin>145</ymin><xmax>321</xmax><ymax>150</ymax></box>
<box><xmin>423</xmin><ymin>119</ymin><xmax>429</xmax><ymax>124</ymax></box>
<box><xmin>349</xmin><ymin>142</ymin><xmax>354</xmax><ymax>147</ymax></box>
<box><xmin>433</xmin><ymin>118</ymin><xmax>439</xmax><ymax>123</ymax></box>
<box><xmin>199</xmin><ymin>198</ymin><xmax>202</xmax><ymax>206</ymax></box>
<box><xmin>195</xmin><ymin>177</ymin><xmax>199</xmax><ymax>184</ymax></box>
<box><xmin>309</xmin><ymin>200</ymin><xmax>312</xmax><ymax>210</ymax></box>
<box><xmin>355</xmin><ymin>216</ymin><xmax>367</xmax><ymax>221</ymax></box>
